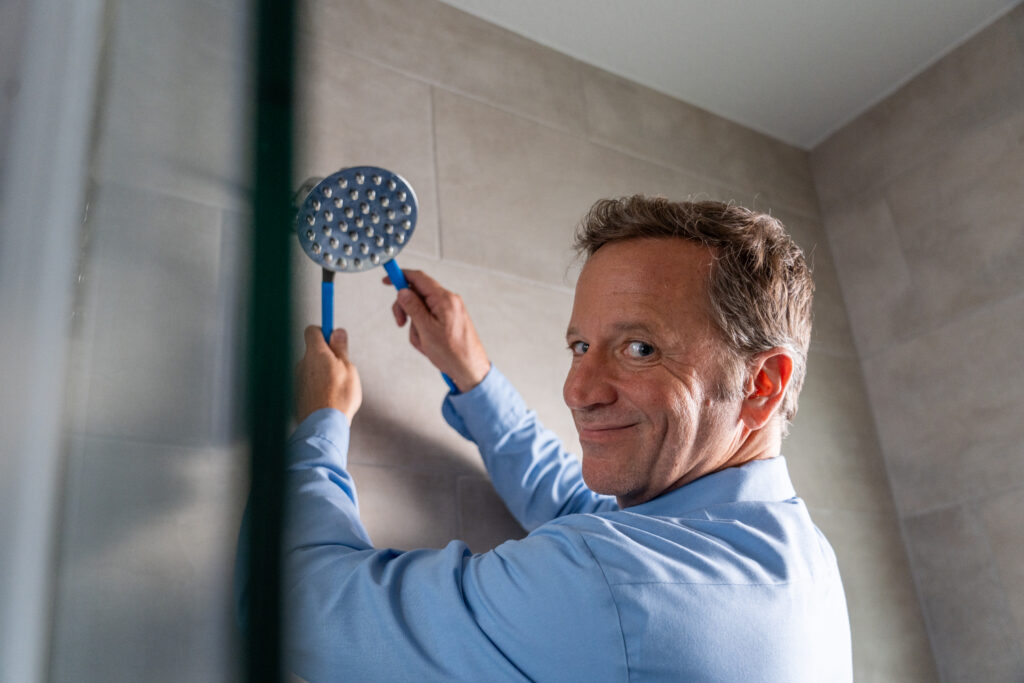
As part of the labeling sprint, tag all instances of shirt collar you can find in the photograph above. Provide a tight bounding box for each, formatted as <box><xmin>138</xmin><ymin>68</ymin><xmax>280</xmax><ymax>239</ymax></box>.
<box><xmin>625</xmin><ymin>456</ymin><xmax>797</xmax><ymax>516</ymax></box>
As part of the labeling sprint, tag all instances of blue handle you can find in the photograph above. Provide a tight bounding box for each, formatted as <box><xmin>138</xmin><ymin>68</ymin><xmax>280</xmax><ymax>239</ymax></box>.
<box><xmin>322</xmin><ymin>280</ymin><xmax>333</xmax><ymax>343</ymax></box>
<box><xmin>383</xmin><ymin>259</ymin><xmax>407</xmax><ymax>290</ymax></box>
<box><xmin>384</xmin><ymin>259</ymin><xmax>459</xmax><ymax>394</ymax></box>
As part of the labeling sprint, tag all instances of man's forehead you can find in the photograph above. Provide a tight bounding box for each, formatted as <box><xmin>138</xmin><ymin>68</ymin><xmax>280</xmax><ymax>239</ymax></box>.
<box><xmin>580</xmin><ymin>238</ymin><xmax>712</xmax><ymax>284</ymax></box>
<box><xmin>569</xmin><ymin>238</ymin><xmax>717</xmax><ymax>336</ymax></box>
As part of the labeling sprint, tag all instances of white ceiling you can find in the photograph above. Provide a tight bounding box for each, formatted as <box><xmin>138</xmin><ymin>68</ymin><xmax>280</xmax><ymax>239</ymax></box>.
<box><xmin>437</xmin><ymin>0</ymin><xmax>1021</xmax><ymax>149</ymax></box>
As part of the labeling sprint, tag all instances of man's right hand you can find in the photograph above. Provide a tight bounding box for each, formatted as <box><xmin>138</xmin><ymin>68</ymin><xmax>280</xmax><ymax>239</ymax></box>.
<box><xmin>386</xmin><ymin>269</ymin><xmax>491</xmax><ymax>393</ymax></box>
<box><xmin>295</xmin><ymin>326</ymin><xmax>363</xmax><ymax>424</ymax></box>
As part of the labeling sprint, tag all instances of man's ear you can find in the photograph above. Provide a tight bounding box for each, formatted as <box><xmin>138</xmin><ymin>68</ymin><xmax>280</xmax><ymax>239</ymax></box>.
<box><xmin>740</xmin><ymin>350</ymin><xmax>794</xmax><ymax>431</ymax></box>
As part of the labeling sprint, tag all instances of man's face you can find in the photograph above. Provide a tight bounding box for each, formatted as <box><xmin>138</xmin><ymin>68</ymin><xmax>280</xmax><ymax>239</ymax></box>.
<box><xmin>563</xmin><ymin>237</ymin><xmax>744</xmax><ymax>507</ymax></box>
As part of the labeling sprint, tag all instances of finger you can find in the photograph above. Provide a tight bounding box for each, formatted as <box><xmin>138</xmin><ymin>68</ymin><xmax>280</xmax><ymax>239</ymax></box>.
<box><xmin>329</xmin><ymin>328</ymin><xmax>349</xmax><ymax>360</ymax></box>
<box><xmin>381</xmin><ymin>275</ymin><xmax>392</xmax><ymax>286</ymax></box>
<box><xmin>396</xmin><ymin>287</ymin><xmax>431</xmax><ymax>323</ymax></box>
<box><xmin>392</xmin><ymin>300</ymin><xmax>408</xmax><ymax>327</ymax></box>
<box><xmin>408</xmin><ymin>323</ymin><xmax>421</xmax><ymax>351</ymax></box>
<box><xmin>401</xmin><ymin>269</ymin><xmax>446</xmax><ymax>298</ymax></box>
<box><xmin>304</xmin><ymin>325</ymin><xmax>326</xmax><ymax>351</ymax></box>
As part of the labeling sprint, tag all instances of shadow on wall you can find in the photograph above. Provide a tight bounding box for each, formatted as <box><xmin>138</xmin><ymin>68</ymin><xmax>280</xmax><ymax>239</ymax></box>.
<box><xmin>348</xmin><ymin>398</ymin><xmax>528</xmax><ymax>554</ymax></box>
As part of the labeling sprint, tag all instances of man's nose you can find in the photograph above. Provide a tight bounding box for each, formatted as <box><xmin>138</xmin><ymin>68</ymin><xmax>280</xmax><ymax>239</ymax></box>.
<box><xmin>563</xmin><ymin>351</ymin><xmax>617</xmax><ymax>410</ymax></box>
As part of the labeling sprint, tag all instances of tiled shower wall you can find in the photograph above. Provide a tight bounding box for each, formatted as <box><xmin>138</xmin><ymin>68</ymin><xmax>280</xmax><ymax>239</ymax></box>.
<box><xmin>811</xmin><ymin>5</ymin><xmax>1024</xmax><ymax>681</ymax></box>
<box><xmin>47</xmin><ymin>0</ymin><xmax>937</xmax><ymax>679</ymax></box>
<box><xmin>50</xmin><ymin>0</ymin><xmax>252</xmax><ymax>680</ymax></box>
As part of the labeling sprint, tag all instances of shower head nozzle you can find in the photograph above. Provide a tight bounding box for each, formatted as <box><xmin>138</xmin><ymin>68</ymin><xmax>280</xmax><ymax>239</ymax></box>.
<box><xmin>294</xmin><ymin>166</ymin><xmax>418</xmax><ymax>273</ymax></box>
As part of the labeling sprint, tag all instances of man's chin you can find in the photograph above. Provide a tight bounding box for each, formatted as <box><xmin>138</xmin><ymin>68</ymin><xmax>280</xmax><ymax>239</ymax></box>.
<box><xmin>580</xmin><ymin>456</ymin><xmax>632</xmax><ymax>499</ymax></box>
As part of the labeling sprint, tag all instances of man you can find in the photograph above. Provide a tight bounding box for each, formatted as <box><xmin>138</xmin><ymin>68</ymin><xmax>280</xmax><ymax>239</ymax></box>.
<box><xmin>278</xmin><ymin>196</ymin><xmax>852</xmax><ymax>681</ymax></box>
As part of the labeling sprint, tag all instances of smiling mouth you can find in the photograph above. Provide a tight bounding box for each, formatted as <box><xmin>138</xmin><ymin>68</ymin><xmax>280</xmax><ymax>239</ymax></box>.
<box><xmin>576</xmin><ymin>423</ymin><xmax>639</xmax><ymax>440</ymax></box>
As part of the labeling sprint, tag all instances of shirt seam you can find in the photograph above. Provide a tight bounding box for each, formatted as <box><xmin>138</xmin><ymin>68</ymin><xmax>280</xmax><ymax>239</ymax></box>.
<box><xmin>289</xmin><ymin>433</ymin><xmax>344</xmax><ymax>456</ymax></box>
<box><xmin>576</xmin><ymin>530</ymin><xmax>632</xmax><ymax>683</ymax></box>
<box><xmin>605</xmin><ymin>578</ymin><xmax>803</xmax><ymax>588</ymax></box>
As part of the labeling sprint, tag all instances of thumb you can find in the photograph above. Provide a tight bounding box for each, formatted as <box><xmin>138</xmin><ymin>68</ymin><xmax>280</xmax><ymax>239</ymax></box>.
<box><xmin>328</xmin><ymin>328</ymin><xmax>349</xmax><ymax>360</ymax></box>
<box><xmin>396</xmin><ymin>287</ymin><xmax>432</xmax><ymax>323</ymax></box>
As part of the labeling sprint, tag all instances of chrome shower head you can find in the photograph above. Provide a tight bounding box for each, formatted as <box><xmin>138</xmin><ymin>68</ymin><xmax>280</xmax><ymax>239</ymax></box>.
<box><xmin>295</xmin><ymin>166</ymin><xmax>417</xmax><ymax>274</ymax></box>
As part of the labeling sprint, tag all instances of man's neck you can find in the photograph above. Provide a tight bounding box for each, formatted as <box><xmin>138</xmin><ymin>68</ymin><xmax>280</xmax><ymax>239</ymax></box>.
<box><xmin>620</xmin><ymin>420</ymin><xmax>783</xmax><ymax>508</ymax></box>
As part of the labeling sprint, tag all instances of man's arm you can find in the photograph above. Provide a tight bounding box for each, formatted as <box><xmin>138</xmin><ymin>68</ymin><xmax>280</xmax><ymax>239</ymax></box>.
<box><xmin>233</xmin><ymin>326</ymin><xmax>363</xmax><ymax>629</ymax></box>
<box><xmin>389</xmin><ymin>270</ymin><xmax>616</xmax><ymax>528</ymax></box>
<box><xmin>279</xmin><ymin>325</ymin><xmax>627</xmax><ymax>681</ymax></box>
<box><xmin>442</xmin><ymin>366</ymin><xmax>617</xmax><ymax>529</ymax></box>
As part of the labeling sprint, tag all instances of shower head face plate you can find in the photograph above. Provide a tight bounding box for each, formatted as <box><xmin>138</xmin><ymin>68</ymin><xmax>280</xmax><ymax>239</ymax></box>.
<box><xmin>295</xmin><ymin>166</ymin><xmax>418</xmax><ymax>273</ymax></box>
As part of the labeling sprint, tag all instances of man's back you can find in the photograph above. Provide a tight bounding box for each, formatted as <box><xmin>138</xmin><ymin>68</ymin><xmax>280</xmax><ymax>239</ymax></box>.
<box><xmin>556</xmin><ymin>468</ymin><xmax>851</xmax><ymax>680</ymax></box>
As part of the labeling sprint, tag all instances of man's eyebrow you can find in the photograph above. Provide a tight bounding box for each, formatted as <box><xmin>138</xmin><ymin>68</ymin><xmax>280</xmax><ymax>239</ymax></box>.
<box><xmin>565</xmin><ymin>321</ymin><xmax>660</xmax><ymax>339</ymax></box>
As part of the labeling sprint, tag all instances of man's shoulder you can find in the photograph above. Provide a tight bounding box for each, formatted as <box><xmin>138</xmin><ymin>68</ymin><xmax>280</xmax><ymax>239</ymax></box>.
<box><xmin>533</xmin><ymin>499</ymin><xmax>837</xmax><ymax>588</ymax></box>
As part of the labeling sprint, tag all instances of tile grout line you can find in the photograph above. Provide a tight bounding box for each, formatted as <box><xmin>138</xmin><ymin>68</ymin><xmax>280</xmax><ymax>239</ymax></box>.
<box><xmin>898</xmin><ymin>482</ymin><xmax>1024</xmax><ymax>521</ymax></box>
<box><xmin>899</xmin><ymin>506</ymin><xmax>950</xmax><ymax>681</ymax></box>
<box><xmin>318</xmin><ymin>43</ymin><xmax>820</xmax><ymax>220</ymax></box>
<box><xmin>857</xmin><ymin>287</ymin><xmax>1024</xmax><ymax>364</ymax></box>
<box><xmin>429</xmin><ymin>85</ymin><xmax>445</xmax><ymax>262</ymax></box>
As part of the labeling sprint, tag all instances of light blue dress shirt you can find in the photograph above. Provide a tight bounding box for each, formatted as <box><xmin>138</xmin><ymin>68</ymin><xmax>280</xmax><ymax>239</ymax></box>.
<box><xmin>280</xmin><ymin>367</ymin><xmax>852</xmax><ymax>682</ymax></box>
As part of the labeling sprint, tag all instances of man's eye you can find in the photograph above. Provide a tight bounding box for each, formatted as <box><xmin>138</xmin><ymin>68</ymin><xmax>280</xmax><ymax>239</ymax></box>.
<box><xmin>568</xmin><ymin>341</ymin><xmax>589</xmax><ymax>355</ymax></box>
<box><xmin>625</xmin><ymin>341</ymin><xmax>655</xmax><ymax>358</ymax></box>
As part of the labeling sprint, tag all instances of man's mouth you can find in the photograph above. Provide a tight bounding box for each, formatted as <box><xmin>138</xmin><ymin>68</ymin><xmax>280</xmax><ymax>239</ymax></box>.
<box><xmin>575</xmin><ymin>422</ymin><xmax>639</xmax><ymax>441</ymax></box>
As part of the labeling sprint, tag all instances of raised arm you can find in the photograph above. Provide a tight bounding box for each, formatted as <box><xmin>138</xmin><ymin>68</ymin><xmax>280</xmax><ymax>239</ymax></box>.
<box><xmin>389</xmin><ymin>271</ymin><xmax>616</xmax><ymax>528</ymax></box>
<box><xmin>275</xmin><ymin>325</ymin><xmax>626</xmax><ymax>680</ymax></box>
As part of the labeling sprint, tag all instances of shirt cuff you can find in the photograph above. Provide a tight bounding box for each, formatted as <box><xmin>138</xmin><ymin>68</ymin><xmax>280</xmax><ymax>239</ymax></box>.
<box><xmin>288</xmin><ymin>408</ymin><xmax>351</xmax><ymax>469</ymax></box>
<box><xmin>441</xmin><ymin>365</ymin><xmax>530</xmax><ymax>446</ymax></box>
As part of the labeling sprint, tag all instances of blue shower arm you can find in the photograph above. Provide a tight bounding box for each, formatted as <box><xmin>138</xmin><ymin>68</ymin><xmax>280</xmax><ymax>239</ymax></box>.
<box><xmin>321</xmin><ymin>279</ymin><xmax>334</xmax><ymax>344</ymax></box>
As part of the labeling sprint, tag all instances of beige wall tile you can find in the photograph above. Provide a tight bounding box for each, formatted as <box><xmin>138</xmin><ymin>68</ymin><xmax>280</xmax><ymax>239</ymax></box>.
<box><xmin>772</xmin><ymin>208</ymin><xmax>857</xmax><ymax>357</ymax></box>
<box><xmin>819</xmin><ymin>194</ymin><xmax>915</xmax><ymax>358</ymax></box>
<box><xmin>979</xmin><ymin>487</ymin><xmax>1024</xmax><ymax>650</ymax></box>
<box><xmin>457</xmin><ymin>476</ymin><xmax>527</xmax><ymax>553</ymax></box>
<box><xmin>864</xmin><ymin>293</ymin><xmax>1024</xmax><ymax>516</ymax></box>
<box><xmin>94</xmin><ymin>0</ymin><xmax>252</xmax><ymax>211</ymax></box>
<box><xmin>813</xmin><ymin>508</ymin><xmax>938</xmax><ymax>682</ymax></box>
<box><xmin>51</xmin><ymin>438</ymin><xmax>245</xmax><ymax>682</ymax></box>
<box><xmin>433</xmin><ymin>89</ymin><xmax>583</xmax><ymax>285</ymax></box>
<box><xmin>210</xmin><ymin>210</ymin><xmax>251</xmax><ymax>446</ymax></box>
<box><xmin>300</xmin><ymin>0</ymin><xmax>587</xmax><ymax>135</ymax></box>
<box><xmin>76</xmin><ymin>183</ymin><xmax>230</xmax><ymax>445</ymax></box>
<box><xmin>905</xmin><ymin>505</ymin><xmax>1024</xmax><ymax>682</ymax></box>
<box><xmin>347</xmin><ymin>463</ymin><xmax>459</xmax><ymax>550</ymax></box>
<box><xmin>811</xmin><ymin>13</ymin><xmax>1024</xmax><ymax>662</ymax></box>
<box><xmin>581</xmin><ymin>67</ymin><xmax>719</xmax><ymax>178</ymax></box>
<box><xmin>810</xmin><ymin>108</ymin><xmax>885</xmax><ymax>213</ymax></box>
<box><xmin>701</xmin><ymin>114</ymin><xmax>819</xmax><ymax>219</ymax></box>
<box><xmin>886</xmin><ymin>432</ymin><xmax>1024</xmax><ymax>521</ymax></box>
<box><xmin>581</xmin><ymin>65</ymin><xmax>819</xmax><ymax>218</ymax></box>
<box><xmin>882</xmin><ymin>108</ymin><xmax>1024</xmax><ymax>334</ymax></box>
<box><xmin>785</xmin><ymin>352</ymin><xmax>894</xmax><ymax>515</ymax></box>
<box><xmin>433</xmin><ymin>89</ymin><xmax>714</xmax><ymax>286</ymax></box>
<box><xmin>294</xmin><ymin>44</ymin><xmax>440</xmax><ymax>260</ymax></box>
<box><xmin>0</xmin><ymin>0</ymin><xmax>30</xmax><ymax>190</ymax></box>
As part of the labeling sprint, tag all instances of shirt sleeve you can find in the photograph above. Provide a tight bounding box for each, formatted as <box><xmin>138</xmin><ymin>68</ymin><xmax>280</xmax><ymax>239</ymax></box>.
<box><xmin>282</xmin><ymin>408</ymin><xmax>628</xmax><ymax>683</ymax></box>
<box><xmin>441</xmin><ymin>366</ymin><xmax>618</xmax><ymax>530</ymax></box>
